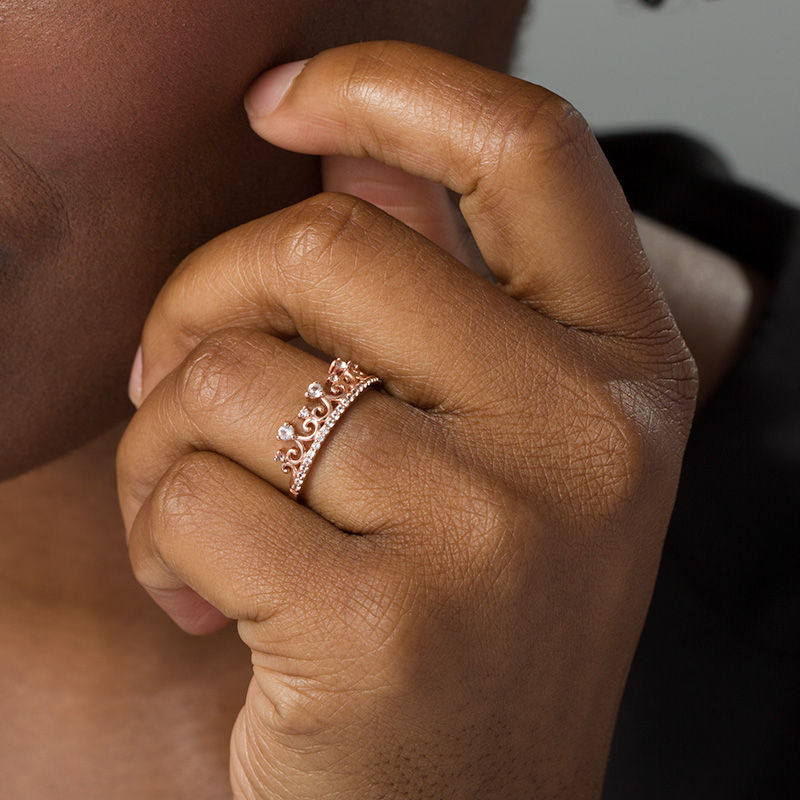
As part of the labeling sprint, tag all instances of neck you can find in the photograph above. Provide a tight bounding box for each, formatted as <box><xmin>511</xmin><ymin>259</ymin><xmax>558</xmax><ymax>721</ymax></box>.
<box><xmin>0</xmin><ymin>417</ymin><xmax>145</xmax><ymax>617</ymax></box>
<box><xmin>0</xmin><ymin>419</ymin><xmax>251</xmax><ymax>799</ymax></box>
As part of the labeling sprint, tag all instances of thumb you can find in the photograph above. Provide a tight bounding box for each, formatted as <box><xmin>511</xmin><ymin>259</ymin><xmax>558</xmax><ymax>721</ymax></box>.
<box><xmin>321</xmin><ymin>155</ymin><xmax>492</xmax><ymax>279</ymax></box>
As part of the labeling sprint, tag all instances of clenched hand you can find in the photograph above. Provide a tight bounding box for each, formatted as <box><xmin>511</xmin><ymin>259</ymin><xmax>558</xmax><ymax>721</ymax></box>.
<box><xmin>116</xmin><ymin>41</ymin><xmax>697</xmax><ymax>799</ymax></box>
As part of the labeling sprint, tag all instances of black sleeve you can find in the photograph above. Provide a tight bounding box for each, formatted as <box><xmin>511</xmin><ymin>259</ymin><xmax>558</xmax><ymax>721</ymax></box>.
<box><xmin>596</xmin><ymin>130</ymin><xmax>800</xmax><ymax>800</ymax></box>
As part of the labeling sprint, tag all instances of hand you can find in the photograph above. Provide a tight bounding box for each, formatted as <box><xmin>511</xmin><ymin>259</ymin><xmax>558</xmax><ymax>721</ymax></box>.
<box><xmin>634</xmin><ymin>212</ymin><xmax>767</xmax><ymax>407</ymax></box>
<box><xmin>116</xmin><ymin>41</ymin><xmax>697</xmax><ymax>799</ymax></box>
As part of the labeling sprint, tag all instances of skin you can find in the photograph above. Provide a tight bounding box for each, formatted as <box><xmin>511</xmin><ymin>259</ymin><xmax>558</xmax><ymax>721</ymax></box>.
<box><xmin>0</xmin><ymin>0</ymin><xmax>525</xmax><ymax>482</ymax></box>
<box><xmin>634</xmin><ymin>214</ymin><xmax>765</xmax><ymax>406</ymax></box>
<box><xmin>0</xmin><ymin>3</ymin><xmax>525</xmax><ymax>798</ymax></box>
<box><xmin>117</xmin><ymin>42</ymin><xmax>699</xmax><ymax>798</ymax></box>
<box><xmin>0</xmin><ymin>1</ymin><xmax>762</xmax><ymax>798</ymax></box>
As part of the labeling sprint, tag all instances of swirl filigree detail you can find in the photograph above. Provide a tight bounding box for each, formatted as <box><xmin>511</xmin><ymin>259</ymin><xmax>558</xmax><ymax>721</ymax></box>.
<box><xmin>274</xmin><ymin>358</ymin><xmax>381</xmax><ymax>498</ymax></box>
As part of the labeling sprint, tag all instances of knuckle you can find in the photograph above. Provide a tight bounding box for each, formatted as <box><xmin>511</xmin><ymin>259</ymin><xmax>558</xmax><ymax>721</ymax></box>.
<box><xmin>449</xmin><ymin>466</ymin><xmax>533</xmax><ymax>566</ymax></box>
<box><xmin>476</xmin><ymin>86</ymin><xmax>594</xmax><ymax>184</ymax></box>
<box><xmin>563</xmin><ymin>374</ymin><xmax>653</xmax><ymax>525</ymax></box>
<box><xmin>129</xmin><ymin>452</ymin><xmax>222</xmax><ymax>591</ymax></box>
<box><xmin>337</xmin><ymin>42</ymin><xmax>396</xmax><ymax>113</ymax></box>
<box><xmin>526</xmin><ymin>90</ymin><xmax>594</xmax><ymax>158</ymax></box>
<box><xmin>145</xmin><ymin>451</ymin><xmax>227</xmax><ymax>569</ymax></box>
<box><xmin>272</xmin><ymin>192</ymin><xmax>378</xmax><ymax>284</ymax></box>
<box><xmin>502</xmin><ymin>354</ymin><xmax>656</xmax><ymax>531</ymax></box>
<box><xmin>639</xmin><ymin>317</ymin><xmax>701</xmax><ymax>424</ymax></box>
<box><xmin>151</xmin><ymin>451</ymin><xmax>221</xmax><ymax>535</ymax></box>
<box><xmin>666</xmin><ymin>343</ymin><xmax>700</xmax><ymax>416</ymax></box>
<box><xmin>175</xmin><ymin>327</ymin><xmax>259</xmax><ymax>419</ymax></box>
<box><xmin>400</xmin><ymin>449</ymin><xmax>534</xmax><ymax>589</ymax></box>
<box><xmin>258</xmin><ymin>668</ymin><xmax>343</xmax><ymax>742</ymax></box>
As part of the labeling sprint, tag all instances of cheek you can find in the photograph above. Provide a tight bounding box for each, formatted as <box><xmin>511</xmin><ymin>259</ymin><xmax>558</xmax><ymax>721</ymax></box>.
<box><xmin>0</xmin><ymin>0</ymin><xmax>315</xmax><ymax>296</ymax></box>
<box><xmin>0</xmin><ymin>0</ymin><xmax>322</xmax><ymax>479</ymax></box>
<box><xmin>1</xmin><ymin>1</ymin><xmax>300</xmax><ymax>169</ymax></box>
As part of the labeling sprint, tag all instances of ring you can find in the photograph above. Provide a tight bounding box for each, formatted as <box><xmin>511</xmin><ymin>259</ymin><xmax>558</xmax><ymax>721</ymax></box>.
<box><xmin>274</xmin><ymin>357</ymin><xmax>382</xmax><ymax>500</ymax></box>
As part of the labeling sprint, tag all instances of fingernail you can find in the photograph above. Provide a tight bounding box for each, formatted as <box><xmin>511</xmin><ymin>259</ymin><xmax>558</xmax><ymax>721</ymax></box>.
<box><xmin>244</xmin><ymin>59</ymin><xmax>309</xmax><ymax>117</ymax></box>
<box><xmin>128</xmin><ymin>345</ymin><xmax>143</xmax><ymax>408</ymax></box>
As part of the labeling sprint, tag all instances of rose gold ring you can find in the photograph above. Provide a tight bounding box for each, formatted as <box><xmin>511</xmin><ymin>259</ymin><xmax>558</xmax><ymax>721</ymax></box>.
<box><xmin>274</xmin><ymin>358</ymin><xmax>381</xmax><ymax>500</ymax></box>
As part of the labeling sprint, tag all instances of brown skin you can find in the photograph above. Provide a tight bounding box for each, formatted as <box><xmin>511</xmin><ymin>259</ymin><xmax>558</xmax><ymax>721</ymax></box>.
<box><xmin>117</xmin><ymin>42</ymin><xmax>698</xmax><ymax>798</ymax></box>
<box><xmin>634</xmin><ymin>213</ymin><xmax>767</xmax><ymax>406</ymax></box>
<box><xmin>0</xmin><ymin>3</ymin><xmax>527</xmax><ymax>798</ymax></box>
<box><xmin>1</xmin><ymin>0</ymin><xmax>523</xmax><ymax>482</ymax></box>
<box><xmin>0</xmin><ymin>2</ymin><xmax>759</xmax><ymax>798</ymax></box>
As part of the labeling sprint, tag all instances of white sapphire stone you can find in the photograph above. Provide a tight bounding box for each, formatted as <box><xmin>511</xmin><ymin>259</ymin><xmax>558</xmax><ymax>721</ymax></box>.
<box><xmin>307</xmin><ymin>382</ymin><xmax>324</xmax><ymax>399</ymax></box>
<box><xmin>299</xmin><ymin>406</ymin><xmax>311</xmax><ymax>419</ymax></box>
<box><xmin>278</xmin><ymin>423</ymin><xmax>295</xmax><ymax>441</ymax></box>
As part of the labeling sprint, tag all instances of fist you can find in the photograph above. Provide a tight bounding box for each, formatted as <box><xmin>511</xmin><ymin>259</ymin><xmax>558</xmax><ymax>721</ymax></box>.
<box><xmin>117</xmin><ymin>42</ymin><xmax>696</xmax><ymax>799</ymax></box>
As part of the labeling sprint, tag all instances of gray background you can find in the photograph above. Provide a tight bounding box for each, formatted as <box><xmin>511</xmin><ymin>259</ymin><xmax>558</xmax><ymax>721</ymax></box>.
<box><xmin>511</xmin><ymin>0</ymin><xmax>800</xmax><ymax>205</ymax></box>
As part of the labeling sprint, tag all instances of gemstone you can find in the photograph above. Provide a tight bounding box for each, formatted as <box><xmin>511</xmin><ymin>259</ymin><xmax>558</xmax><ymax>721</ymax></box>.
<box><xmin>307</xmin><ymin>382</ymin><xmax>324</xmax><ymax>399</ymax></box>
<box><xmin>275</xmin><ymin>452</ymin><xmax>285</xmax><ymax>462</ymax></box>
<box><xmin>278</xmin><ymin>423</ymin><xmax>295</xmax><ymax>441</ymax></box>
<box><xmin>299</xmin><ymin>406</ymin><xmax>310</xmax><ymax>419</ymax></box>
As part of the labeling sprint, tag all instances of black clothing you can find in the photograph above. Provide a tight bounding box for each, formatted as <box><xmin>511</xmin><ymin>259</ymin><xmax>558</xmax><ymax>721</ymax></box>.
<box><xmin>598</xmin><ymin>131</ymin><xmax>800</xmax><ymax>799</ymax></box>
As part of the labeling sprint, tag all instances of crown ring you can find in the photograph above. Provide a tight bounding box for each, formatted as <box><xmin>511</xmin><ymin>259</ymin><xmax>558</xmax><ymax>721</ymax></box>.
<box><xmin>274</xmin><ymin>358</ymin><xmax>381</xmax><ymax>500</ymax></box>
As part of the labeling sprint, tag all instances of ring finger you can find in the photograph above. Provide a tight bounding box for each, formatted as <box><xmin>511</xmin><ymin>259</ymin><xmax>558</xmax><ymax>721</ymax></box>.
<box><xmin>117</xmin><ymin>325</ymin><xmax>454</xmax><ymax>539</ymax></box>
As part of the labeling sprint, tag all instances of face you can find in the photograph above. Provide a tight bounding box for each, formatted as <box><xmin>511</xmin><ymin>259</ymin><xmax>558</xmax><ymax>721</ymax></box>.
<box><xmin>0</xmin><ymin>0</ymin><xmax>481</xmax><ymax>480</ymax></box>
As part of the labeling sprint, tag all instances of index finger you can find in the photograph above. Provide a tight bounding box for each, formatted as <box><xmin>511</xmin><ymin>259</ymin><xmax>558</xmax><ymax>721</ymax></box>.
<box><xmin>245</xmin><ymin>41</ymin><xmax>668</xmax><ymax>339</ymax></box>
